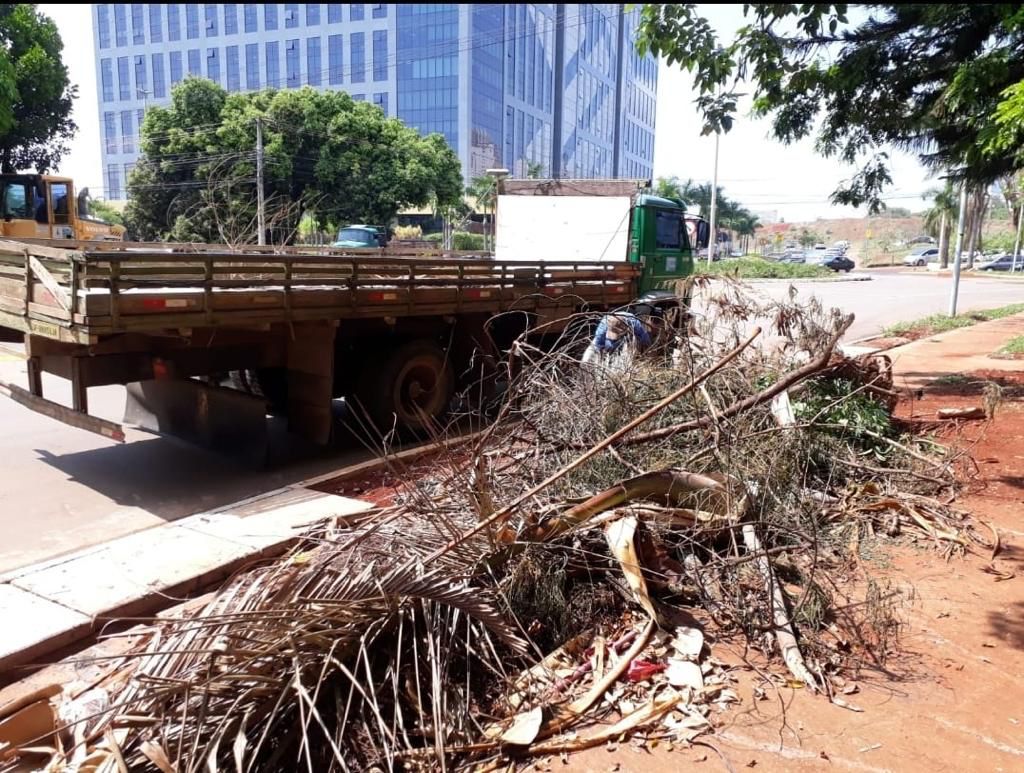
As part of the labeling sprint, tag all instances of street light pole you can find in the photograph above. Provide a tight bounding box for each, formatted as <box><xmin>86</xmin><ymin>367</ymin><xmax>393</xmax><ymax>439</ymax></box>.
<box><xmin>707</xmin><ymin>130</ymin><xmax>720</xmax><ymax>267</ymax></box>
<box><xmin>255</xmin><ymin>117</ymin><xmax>266</xmax><ymax>246</ymax></box>
<box><xmin>948</xmin><ymin>183</ymin><xmax>969</xmax><ymax>317</ymax></box>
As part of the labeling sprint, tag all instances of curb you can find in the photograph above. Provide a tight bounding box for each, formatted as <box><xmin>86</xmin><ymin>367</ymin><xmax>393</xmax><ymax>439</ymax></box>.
<box><xmin>0</xmin><ymin>432</ymin><xmax>480</xmax><ymax>676</ymax></box>
<box><xmin>719</xmin><ymin>275</ymin><xmax>873</xmax><ymax>284</ymax></box>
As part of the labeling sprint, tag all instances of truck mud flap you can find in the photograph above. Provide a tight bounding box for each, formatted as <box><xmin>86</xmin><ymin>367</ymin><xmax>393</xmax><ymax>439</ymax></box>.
<box><xmin>0</xmin><ymin>379</ymin><xmax>126</xmax><ymax>442</ymax></box>
<box><xmin>125</xmin><ymin>379</ymin><xmax>268</xmax><ymax>465</ymax></box>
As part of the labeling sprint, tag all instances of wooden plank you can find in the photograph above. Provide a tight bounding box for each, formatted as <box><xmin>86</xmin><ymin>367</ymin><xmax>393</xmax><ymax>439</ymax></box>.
<box><xmin>0</xmin><ymin>378</ymin><xmax>125</xmax><ymax>442</ymax></box>
<box><xmin>28</xmin><ymin>256</ymin><xmax>70</xmax><ymax>312</ymax></box>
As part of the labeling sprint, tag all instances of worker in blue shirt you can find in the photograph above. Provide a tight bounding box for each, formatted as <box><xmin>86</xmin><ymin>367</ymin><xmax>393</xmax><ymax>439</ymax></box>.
<box><xmin>582</xmin><ymin>311</ymin><xmax>652</xmax><ymax>365</ymax></box>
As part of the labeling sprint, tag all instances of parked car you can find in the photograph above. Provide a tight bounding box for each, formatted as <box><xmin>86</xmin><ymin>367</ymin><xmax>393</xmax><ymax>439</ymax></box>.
<box><xmin>976</xmin><ymin>253</ymin><xmax>1020</xmax><ymax>271</ymax></box>
<box><xmin>823</xmin><ymin>255</ymin><xmax>854</xmax><ymax>273</ymax></box>
<box><xmin>902</xmin><ymin>247</ymin><xmax>939</xmax><ymax>266</ymax></box>
<box><xmin>332</xmin><ymin>225</ymin><xmax>387</xmax><ymax>248</ymax></box>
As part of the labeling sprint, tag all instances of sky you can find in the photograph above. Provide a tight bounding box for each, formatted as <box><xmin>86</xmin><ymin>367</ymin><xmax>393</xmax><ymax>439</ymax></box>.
<box><xmin>42</xmin><ymin>3</ymin><xmax>940</xmax><ymax>223</ymax></box>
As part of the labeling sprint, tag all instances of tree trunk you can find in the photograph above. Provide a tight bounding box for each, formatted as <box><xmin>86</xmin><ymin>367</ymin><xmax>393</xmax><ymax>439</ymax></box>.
<box><xmin>938</xmin><ymin>210</ymin><xmax>950</xmax><ymax>269</ymax></box>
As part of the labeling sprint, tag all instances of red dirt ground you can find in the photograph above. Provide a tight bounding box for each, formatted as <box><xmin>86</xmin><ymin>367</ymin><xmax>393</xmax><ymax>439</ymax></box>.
<box><xmin>557</xmin><ymin>375</ymin><xmax>1024</xmax><ymax>773</ymax></box>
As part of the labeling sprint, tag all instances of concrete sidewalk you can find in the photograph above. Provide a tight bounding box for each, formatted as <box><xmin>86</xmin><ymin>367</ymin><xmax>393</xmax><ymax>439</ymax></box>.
<box><xmin>871</xmin><ymin>312</ymin><xmax>1024</xmax><ymax>388</ymax></box>
<box><xmin>0</xmin><ymin>485</ymin><xmax>372</xmax><ymax>674</ymax></box>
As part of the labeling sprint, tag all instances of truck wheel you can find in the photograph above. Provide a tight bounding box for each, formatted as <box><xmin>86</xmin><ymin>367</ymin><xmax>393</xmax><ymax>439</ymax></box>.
<box><xmin>355</xmin><ymin>340</ymin><xmax>454</xmax><ymax>433</ymax></box>
<box><xmin>228</xmin><ymin>368</ymin><xmax>287</xmax><ymax>413</ymax></box>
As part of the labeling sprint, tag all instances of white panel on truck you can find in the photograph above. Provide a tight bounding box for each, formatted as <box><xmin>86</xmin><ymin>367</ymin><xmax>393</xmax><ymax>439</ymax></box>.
<box><xmin>494</xmin><ymin>195</ymin><xmax>632</xmax><ymax>262</ymax></box>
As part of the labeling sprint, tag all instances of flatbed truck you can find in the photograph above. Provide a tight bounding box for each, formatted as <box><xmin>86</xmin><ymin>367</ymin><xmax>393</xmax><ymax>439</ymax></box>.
<box><xmin>0</xmin><ymin>179</ymin><xmax>703</xmax><ymax>457</ymax></box>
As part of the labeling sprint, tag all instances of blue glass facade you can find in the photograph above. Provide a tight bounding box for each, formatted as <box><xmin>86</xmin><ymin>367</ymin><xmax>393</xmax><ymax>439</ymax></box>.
<box><xmin>395</xmin><ymin>4</ymin><xmax>460</xmax><ymax>149</ymax></box>
<box><xmin>93</xmin><ymin>3</ymin><xmax>656</xmax><ymax>199</ymax></box>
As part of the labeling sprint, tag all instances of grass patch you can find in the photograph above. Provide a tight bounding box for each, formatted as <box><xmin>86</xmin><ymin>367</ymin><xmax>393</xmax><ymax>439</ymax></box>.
<box><xmin>700</xmin><ymin>257</ymin><xmax>833</xmax><ymax>279</ymax></box>
<box><xmin>883</xmin><ymin>303</ymin><xmax>1024</xmax><ymax>338</ymax></box>
<box><xmin>999</xmin><ymin>335</ymin><xmax>1024</xmax><ymax>356</ymax></box>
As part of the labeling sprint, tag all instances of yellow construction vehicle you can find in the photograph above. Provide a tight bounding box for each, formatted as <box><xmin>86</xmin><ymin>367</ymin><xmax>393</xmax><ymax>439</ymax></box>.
<box><xmin>0</xmin><ymin>173</ymin><xmax>126</xmax><ymax>241</ymax></box>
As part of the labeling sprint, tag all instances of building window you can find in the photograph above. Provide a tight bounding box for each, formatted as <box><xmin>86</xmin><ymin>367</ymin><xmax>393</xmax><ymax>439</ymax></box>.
<box><xmin>327</xmin><ymin>4</ymin><xmax>342</xmax><ymax>23</ymax></box>
<box><xmin>114</xmin><ymin>5</ymin><xmax>127</xmax><ymax>46</ymax></box>
<box><xmin>307</xmin><ymin>38</ymin><xmax>321</xmax><ymax>86</ymax></box>
<box><xmin>205</xmin><ymin>3</ymin><xmax>217</xmax><ymax>35</ymax></box>
<box><xmin>170</xmin><ymin>51</ymin><xmax>183</xmax><ymax>84</ymax></box>
<box><xmin>121</xmin><ymin>111</ymin><xmax>134</xmax><ymax>153</ymax></box>
<box><xmin>352</xmin><ymin>93</ymin><xmax>365</xmax><ymax>101</ymax></box>
<box><xmin>306</xmin><ymin>4</ymin><xmax>320</xmax><ymax>25</ymax></box>
<box><xmin>124</xmin><ymin>162</ymin><xmax>136</xmax><ymax>186</ymax></box>
<box><xmin>117</xmin><ymin>57</ymin><xmax>130</xmax><ymax>100</ymax></box>
<box><xmin>224</xmin><ymin>4</ymin><xmax>237</xmax><ymax>35</ymax></box>
<box><xmin>372</xmin><ymin>4</ymin><xmax>386</xmax><ymax>19</ymax></box>
<box><xmin>152</xmin><ymin>54</ymin><xmax>166</xmax><ymax>98</ymax></box>
<box><xmin>167</xmin><ymin>4</ymin><xmax>181</xmax><ymax>41</ymax></box>
<box><xmin>97</xmin><ymin>5</ymin><xmax>111</xmax><ymax>49</ymax></box>
<box><xmin>186</xmin><ymin>4</ymin><xmax>199</xmax><ymax>39</ymax></box>
<box><xmin>226</xmin><ymin>46</ymin><xmax>239</xmax><ymax>90</ymax></box>
<box><xmin>148</xmin><ymin>5</ymin><xmax>162</xmax><ymax>43</ymax></box>
<box><xmin>328</xmin><ymin>34</ymin><xmax>343</xmax><ymax>84</ymax></box>
<box><xmin>107</xmin><ymin>166</ymin><xmax>122</xmax><ymax>200</ymax></box>
<box><xmin>243</xmin><ymin>4</ymin><xmax>257</xmax><ymax>32</ymax></box>
<box><xmin>264</xmin><ymin>4</ymin><xmax>278</xmax><ymax>31</ymax></box>
<box><xmin>372</xmin><ymin>91</ymin><xmax>388</xmax><ymax>114</ymax></box>
<box><xmin>284</xmin><ymin>3</ymin><xmax>298</xmax><ymax>28</ymax></box>
<box><xmin>207</xmin><ymin>47</ymin><xmax>220</xmax><ymax>83</ymax></box>
<box><xmin>350</xmin><ymin>4</ymin><xmax>364</xmax><ymax>22</ymax></box>
<box><xmin>265</xmin><ymin>41</ymin><xmax>280</xmax><ymax>87</ymax></box>
<box><xmin>188</xmin><ymin>48</ymin><xmax>201</xmax><ymax>75</ymax></box>
<box><xmin>131</xmin><ymin>4</ymin><xmax>144</xmax><ymax>44</ymax></box>
<box><xmin>245</xmin><ymin>43</ymin><xmax>259</xmax><ymax>89</ymax></box>
<box><xmin>285</xmin><ymin>39</ymin><xmax>300</xmax><ymax>86</ymax></box>
<box><xmin>101</xmin><ymin>59</ymin><xmax>114</xmax><ymax>101</ymax></box>
<box><xmin>372</xmin><ymin>30</ymin><xmax>387</xmax><ymax>82</ymax></box>
<box><xmin>134</xmin><ymin>55</ymin><xmax>147</xmax><ymax>99</ymax></box>
<box><xmin>350</xmin><ymin>32</ymin><xmax>365</xmax><ymax>83</ymax></box>
<box><xmin>103</xmin><ymin>112</ymin><xmax>117</xmax><ymax>153</ymax></box>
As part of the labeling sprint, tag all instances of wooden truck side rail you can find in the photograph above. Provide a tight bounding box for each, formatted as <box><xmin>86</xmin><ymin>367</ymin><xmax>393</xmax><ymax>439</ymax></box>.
<box><xmin>0</xmin><ymin>239</ymin><xmax>640</xmax><ymax>344</ymax></box>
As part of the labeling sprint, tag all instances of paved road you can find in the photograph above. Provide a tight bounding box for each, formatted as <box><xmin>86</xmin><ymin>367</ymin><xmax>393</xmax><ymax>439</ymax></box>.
<box><xmin>742</xmin><ymin>268</ymin><xmax>1023</xmax><ymax>341</ymax></box>
<box><xmin>0</xmin><ymin>270</ymin><xmax>1020</xmax><ymax>573</ymax></box>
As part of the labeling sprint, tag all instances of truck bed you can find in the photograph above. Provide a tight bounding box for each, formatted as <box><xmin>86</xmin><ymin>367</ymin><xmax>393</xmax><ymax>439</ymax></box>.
<box><xmin>0</xmin><ymin>239</ymin><xmax>639</xmax><ymax>343</ymax></box>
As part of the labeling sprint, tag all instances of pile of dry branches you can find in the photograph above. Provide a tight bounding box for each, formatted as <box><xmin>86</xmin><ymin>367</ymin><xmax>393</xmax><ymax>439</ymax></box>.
<box><xmin>10</xmin><ymin>283</ymin><xmax>994</xmax><ymax>772</ymax></box>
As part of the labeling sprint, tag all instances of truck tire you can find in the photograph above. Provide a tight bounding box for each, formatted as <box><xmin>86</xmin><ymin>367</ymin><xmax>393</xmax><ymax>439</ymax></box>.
<box><xmin>355</xmin><ymin>340</ymin><xmax>454</xmax><ymax>434</ymax></box>
<box><xmin>227</xmin><ymin>368</ymin><xmax>287</xmax><ymax>413</ymax></box>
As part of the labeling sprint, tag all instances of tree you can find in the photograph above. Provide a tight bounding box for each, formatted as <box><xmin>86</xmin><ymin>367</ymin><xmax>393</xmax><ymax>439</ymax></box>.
<box><xmin>87</xmin><ymin>198</ymin><xmax>123</xmax><ymax>226</ymax></box>
<box><xmin>923</xmin><ymin>184</ymin><xmax>958</xmax><ymax>268</ymax></box>
<box><xmin>125</xmin><ymin>79</ymin><xmax>463</xmax><ymax>243</ymax></box>
<box><xmin>0</xmin><ymin>4</ymin><xmax>76</xmax><ymax>173</ymax></box>
<box><xmin>526</xmin><ymin>161</ymin><xmax>543</xmax><ymax>179</ymax></box>
<box><xmin>637</xmin><ymin>5</ymin><xmax>1024</xmax><ymax>212</ymax></box>
<box><xmin>654</xmin><ymin>175</ymin><xmax>698</xmax><ymax>201</ymax></box>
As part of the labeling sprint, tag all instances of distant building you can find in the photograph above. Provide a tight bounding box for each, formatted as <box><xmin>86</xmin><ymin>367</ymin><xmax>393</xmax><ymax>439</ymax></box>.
<box><xmin>92</xmin><ymin>3</ymin><xmax>658</xmax><ymax>200</ymax></box>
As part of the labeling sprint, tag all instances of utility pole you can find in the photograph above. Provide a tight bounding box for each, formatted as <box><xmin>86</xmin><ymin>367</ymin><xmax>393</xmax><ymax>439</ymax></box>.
<box><xmin>255</xmin><ymin>117</ymin><xmax>266</xmax><ymax>246</ymax></box>
<box><xmin>1012</xmin><ymin>203</ymin><xmax>1024</xmax><ymax>273</ymax></box>
<box><xmin>707</xmin><ymin>130</ymin><xmax>720</xmax><ymax>267</ymax></box>
<box><xmin>948</xmin><ymin>183</ymin><xmax>969</xmax><ymax>317</ymax></box>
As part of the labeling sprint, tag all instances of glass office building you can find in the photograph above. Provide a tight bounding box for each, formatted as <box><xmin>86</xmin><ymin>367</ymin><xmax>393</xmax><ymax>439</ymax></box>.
<box><xmin>93</xmin><ymin>4</ymin><xmax>657</xmax><ymax>199</ymax></box>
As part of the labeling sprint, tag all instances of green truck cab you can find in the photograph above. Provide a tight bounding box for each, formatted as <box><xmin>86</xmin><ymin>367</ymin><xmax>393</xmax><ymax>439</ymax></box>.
<box><xmin>628</xmin><ymin>193</ymin><xmax>707</xmax><ymax>294</ymax></box>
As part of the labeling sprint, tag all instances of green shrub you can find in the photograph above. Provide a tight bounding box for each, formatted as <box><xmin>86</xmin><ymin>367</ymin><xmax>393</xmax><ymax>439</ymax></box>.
<box><xmin>452</xmin><ymin>231</ymin><xmax>485</xmax><ymax>250</ymax></box>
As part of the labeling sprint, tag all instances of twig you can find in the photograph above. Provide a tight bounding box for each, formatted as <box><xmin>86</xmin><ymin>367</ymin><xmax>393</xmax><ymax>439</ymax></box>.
<box><xmin>426</xmin><ymin>328</ymin><xmax>762</xmax><ymax>560</ymax></box>
<box><xmin>622</xmin><ymin>314</ymin><xmax>853</xmax><ymax>445</ymax></box>
<box><xmin>741</xmin><ymin>524</ymin><xmax>820</xmax><ymax>692</ymax></box>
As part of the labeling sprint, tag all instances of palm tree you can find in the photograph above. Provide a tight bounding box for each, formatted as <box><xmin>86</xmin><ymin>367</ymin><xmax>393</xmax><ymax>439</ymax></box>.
<box><xmin>922</xmin><ymin>183</ymin><xmax>958</xmax><ymax>268</ymax></box>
